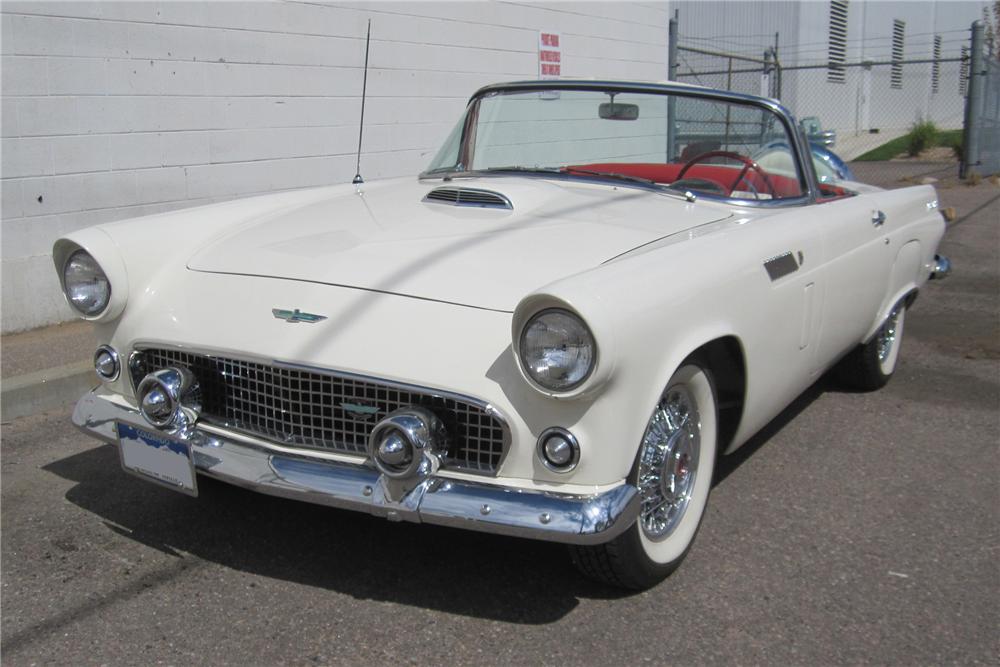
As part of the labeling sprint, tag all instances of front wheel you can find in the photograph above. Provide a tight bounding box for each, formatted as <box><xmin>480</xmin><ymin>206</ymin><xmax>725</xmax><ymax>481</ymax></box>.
<box><xmin>570</xmin><ymin>363</ymin><xmax>718</xmax><ymax>590</ymax></box>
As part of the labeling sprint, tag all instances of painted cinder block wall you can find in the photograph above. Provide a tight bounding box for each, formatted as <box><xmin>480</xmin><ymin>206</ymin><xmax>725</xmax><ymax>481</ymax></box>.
<box><xmin>0</xmin><ymin>1</ymin><xmax>670</xmax><ymax>333</ymax></box>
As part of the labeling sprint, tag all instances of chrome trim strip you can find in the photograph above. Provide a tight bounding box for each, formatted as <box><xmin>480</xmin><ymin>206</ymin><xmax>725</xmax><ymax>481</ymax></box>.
<box><xmin>127</xmin><ymin>341</ymin><xmax>513</xmax><ymax>475</ymax></box>
<box><xmin>198</xmin><ymin>422</ymin><xmax>369</xmax><ymax>465</ymax></box>
<box><xmin>72</xmin><ymin>390</ymin><xmax>638</xmax><ymax>545</ymax></box>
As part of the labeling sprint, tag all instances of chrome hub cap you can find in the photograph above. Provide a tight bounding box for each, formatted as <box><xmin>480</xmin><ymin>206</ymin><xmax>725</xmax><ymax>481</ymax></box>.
<box><xmin>638</xmin><ymin>385</ymin><xmax>701</xmax><ymax>540</ymax></box>
<box><xmin>877</xmin><ymin>306</ymin><xmax>901</xmax><ymax>363</ymax></box>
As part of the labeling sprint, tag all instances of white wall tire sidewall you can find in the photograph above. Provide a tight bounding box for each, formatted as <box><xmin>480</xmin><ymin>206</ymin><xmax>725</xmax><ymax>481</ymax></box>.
<box><xmin>637</xmin><ymin>364</ymin><xmax>717</xmax><ymax>565</ymax></box>
<box><xmin>878</xmin><ymin>306</ymin><xmax>906</xmax><ymax>376</ymax></box>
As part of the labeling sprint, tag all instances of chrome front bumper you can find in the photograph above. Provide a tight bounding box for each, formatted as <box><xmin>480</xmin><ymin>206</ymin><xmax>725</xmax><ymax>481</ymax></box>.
<box><xmin>72</xmin><ymin>390</ymin><xmax>639</xmax><ymax>545</ymax></box>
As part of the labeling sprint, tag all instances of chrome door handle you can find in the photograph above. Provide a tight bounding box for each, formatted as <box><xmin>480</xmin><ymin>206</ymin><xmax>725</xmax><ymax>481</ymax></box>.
<box><xmin>871</xmin><ymin>210</ymin><xmax>886</xmax><ymax>227</ymax></box>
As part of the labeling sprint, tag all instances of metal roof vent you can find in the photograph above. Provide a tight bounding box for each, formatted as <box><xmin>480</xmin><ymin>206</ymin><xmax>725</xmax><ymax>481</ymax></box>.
<box><xmin>423</xmin><ymin>187</ymin><xmax>512</xmax><ymax>210</ymax></box>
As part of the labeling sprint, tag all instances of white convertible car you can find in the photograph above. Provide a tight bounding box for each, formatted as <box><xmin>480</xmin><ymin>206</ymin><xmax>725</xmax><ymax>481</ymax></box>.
<box><xmin>59</xmin><ymin>80</ymin><xmax>950</xmax><ymax>589</ymax></box>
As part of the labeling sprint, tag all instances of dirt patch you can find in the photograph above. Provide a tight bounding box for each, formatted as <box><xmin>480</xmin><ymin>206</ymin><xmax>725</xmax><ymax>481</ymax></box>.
<box><xmin>890</xmin><ymin>146</ymin><xmax>959</xmax><ymax>162</ymax></box>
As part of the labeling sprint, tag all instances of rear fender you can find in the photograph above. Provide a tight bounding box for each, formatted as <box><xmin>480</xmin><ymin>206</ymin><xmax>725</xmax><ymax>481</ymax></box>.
<box><xmin>864</xmin><ymin>239</ymin><xmax>922</xmax><ymax>341</ymax></box>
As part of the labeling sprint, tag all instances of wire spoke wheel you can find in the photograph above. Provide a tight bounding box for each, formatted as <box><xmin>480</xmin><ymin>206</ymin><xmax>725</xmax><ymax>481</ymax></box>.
<box><xmin>637</xmin><ymin>385</ymin><xmax>701</xmax><ymax>540</ymax></box>
<box><xmin>876</xmin><ymin>304</ymin><xmax>905</xmax><ymax>375</ymax></box>
<box><xmin>569</xmin><ymin>362</ymin><xmax>718</xmax><ymax>589</ymax></box>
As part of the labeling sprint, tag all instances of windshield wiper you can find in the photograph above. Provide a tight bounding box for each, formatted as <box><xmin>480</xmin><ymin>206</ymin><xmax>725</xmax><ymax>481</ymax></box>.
<box><xmin>483</xmin><ymin>165</ymin><xmax>661</xmax><ymax>188</ymax></box>
<box><xmin>561</xmin><ymin>167</ymin><xmax>659</xmax><ymax>187</ymax></box>
<box><xmin>481</xmin><ymin>166</ymin><xmax>562</xmax><ymax>174</ymax></box>
<box><xmin>463</xmin><ymin>165</ymin><xmax>685</xmax><ymax>198</ymax></box>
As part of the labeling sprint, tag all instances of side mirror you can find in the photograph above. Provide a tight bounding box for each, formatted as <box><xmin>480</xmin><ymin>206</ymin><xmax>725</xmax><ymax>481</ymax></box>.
<box><xmin>599</xmin><ymin>102</ymin><xmax>639</xmax><ymax>121</ymax></box>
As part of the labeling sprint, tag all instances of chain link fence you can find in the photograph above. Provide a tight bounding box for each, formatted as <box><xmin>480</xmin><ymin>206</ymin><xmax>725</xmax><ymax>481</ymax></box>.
<box><xmin>671</xmin><ymin>19</ymin><xmax>992</xmax><ymax>188</ymax></box>
<box><xmin>975</xmin><ymin>57</ymin><xmax>1000</xmax><ymax>174</ymax></box>
<box><xmin>963</xmin><ymin>21</ymin><xmax>1000</xmax><ymax>177</ymax></box>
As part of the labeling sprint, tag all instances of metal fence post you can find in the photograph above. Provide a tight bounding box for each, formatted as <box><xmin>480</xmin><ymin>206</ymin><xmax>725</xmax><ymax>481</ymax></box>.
<box><xmin>667</xmin><ymin>11</ymin><xmax>678</xmax><ymax>160</ymax></box>
<box><xmin>774</xmin><ymin>51</ymin><xmax>782</xmax><ymax>100</ymax></box>
<box><xmin>961</xmin><ymin>20</ymin><xmax>985</xmax><ymax>178</ymax></box>
<box><xmin>762</xmin><ymin>48</ymin><xmax>773</xmax><ymax>98</ymax></box>
<box><xmin>773</xmin><ymin>33</ymin><xmax>782</xmax><ymax>100</ymax></box>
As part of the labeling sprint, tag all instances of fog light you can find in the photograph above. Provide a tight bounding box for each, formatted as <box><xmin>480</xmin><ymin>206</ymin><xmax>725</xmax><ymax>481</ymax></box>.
<box><xmin>368</xmin><ymin>407</ymin><xmax>446</xmax><ymax>479</ymax></box>
<box><xmin>377</xmin><ymin>430</ymin><xmax>413</xmax><ymax>468</ymax></box>
<box><xmin>137</xmin><ymin>366</ymin><xmax>201</xmax><ymax>432</ymax></box>
<box><xmin>94</xmin><ymin>345</ymin><xmax>120</xmax><ymax>381</ymax></box>
<box><xmin>140</xmin><ymin>384</ymin><xmax>174</xmax><ymax>427</ymax></box>
<box><xmin>537</xmin><ymin>427</ymin><xmax>580</xmax><ymax>472</ymax></box>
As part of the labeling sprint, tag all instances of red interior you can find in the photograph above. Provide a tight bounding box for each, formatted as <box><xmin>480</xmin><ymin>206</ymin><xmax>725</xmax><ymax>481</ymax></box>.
<box><xmin>817</xmin><ymin>182</ymin><xmax>850</xmax><ymax>199</ymax></box>
<box><xmin>567</xmin><ymin>162</ymin><xmax>804</xmax><ymax>198</ymax></box>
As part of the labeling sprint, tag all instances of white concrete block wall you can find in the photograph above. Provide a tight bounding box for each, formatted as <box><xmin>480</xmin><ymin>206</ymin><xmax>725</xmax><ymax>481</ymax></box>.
<box><xmin>0</xmin><ymin>0</ymin><xmax>671</xmax><ymax>333</ymax></box>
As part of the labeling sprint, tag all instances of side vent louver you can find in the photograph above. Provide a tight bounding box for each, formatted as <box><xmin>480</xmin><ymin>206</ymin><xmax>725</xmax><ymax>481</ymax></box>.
<box><xmin>423</xmin><ymin>187</ymin><xmax>512</xmax><ymax>210</ymax></box>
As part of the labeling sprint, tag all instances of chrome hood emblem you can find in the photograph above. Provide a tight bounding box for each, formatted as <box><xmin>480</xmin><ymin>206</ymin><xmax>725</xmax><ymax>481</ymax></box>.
<box><xmin>272</xmin><ymin>308</ymin><xmax>327</xmax><ymax>324</ymax></box>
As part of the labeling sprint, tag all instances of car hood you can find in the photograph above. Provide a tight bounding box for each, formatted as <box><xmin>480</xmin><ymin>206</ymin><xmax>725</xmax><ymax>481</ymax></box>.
<box><xmin>187</xmin><ymin>176</ymin><xmax>731</xmax><ymax>312</ymax></box>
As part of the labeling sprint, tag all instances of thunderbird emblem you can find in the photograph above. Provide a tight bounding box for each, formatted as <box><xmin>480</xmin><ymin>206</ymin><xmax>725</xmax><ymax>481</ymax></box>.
<box><xmin>340</xmin><ymin>401</ymin><xmax>380</xmax><ymax>421</ymax></box>
<box><xmin>272</xmin><ymin>308</ymin><xmax>327</xmax><ymax>324</ymax></box>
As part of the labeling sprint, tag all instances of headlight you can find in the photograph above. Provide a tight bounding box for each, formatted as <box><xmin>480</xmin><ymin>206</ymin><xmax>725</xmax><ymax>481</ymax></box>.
<box><xmin>63</xmin><ymin>250</ymin><xmax>110</xmax><ymax>316</ymax></box>
<box><xmin>519</xmin><ymin>309</ymin><xmax>596</xmax><ymax>392</ymax></box>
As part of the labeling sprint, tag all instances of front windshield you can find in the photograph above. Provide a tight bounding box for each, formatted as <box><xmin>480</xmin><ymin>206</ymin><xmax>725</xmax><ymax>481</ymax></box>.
<box><xmin>426</xmin><ymin>87</ymin><xmax>806</xmax><ymax>201</ymax></box>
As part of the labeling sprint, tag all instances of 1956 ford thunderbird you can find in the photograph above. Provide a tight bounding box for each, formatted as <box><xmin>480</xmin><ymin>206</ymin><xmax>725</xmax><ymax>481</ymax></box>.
<box><xmin>58</xmin><ymin>80</ymin><xmax>950</xmax><ymax>589</ymax></box>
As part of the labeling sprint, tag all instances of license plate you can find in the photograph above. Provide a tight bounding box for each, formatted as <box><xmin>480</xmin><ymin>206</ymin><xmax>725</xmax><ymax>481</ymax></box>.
<box><xmin>117</xmin><ymin>421</ymin><xmax>198</xmax><ymax>496</ymax></box>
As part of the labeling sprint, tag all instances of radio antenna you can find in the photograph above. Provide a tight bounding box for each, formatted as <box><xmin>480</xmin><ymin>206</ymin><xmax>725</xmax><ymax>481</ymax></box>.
<box><xmin>352</xmin><ymin>19</ymin><xmax>371</xmax><ymax>185</ymax></box>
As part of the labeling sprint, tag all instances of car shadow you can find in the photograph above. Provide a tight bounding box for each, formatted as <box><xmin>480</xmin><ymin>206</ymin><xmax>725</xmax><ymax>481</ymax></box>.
<box><xmin>42</xmin><ymin>445</ymin><xmax>630</xmax><ymax>624</ymax></box>
<box><xmin>713</xmin><ymin>375</ymin><xmax>830</xmax><ymax>487</ymax></box>
<box><xmin>42</xmin><ymin>373</ymin><xmax>839</xmax><ymax>623</ymax></box>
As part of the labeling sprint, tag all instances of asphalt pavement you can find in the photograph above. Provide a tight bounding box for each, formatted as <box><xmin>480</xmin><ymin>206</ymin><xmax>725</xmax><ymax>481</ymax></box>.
<box><xmin>2</xmin><ymin>175</ymin><xmax>997</xmax><ymax>665</ymax></box>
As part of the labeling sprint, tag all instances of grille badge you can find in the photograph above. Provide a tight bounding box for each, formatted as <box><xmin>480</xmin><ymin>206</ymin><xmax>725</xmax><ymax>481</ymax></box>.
<box><xmin>272</xmin><ymin>308</ymin><xmax>327</xmax><ymax>324</ymax></box>
<box><xmin>340</xmin><ymin>401</ymin><xmax>380</xmax><ymax>421</ymax></box>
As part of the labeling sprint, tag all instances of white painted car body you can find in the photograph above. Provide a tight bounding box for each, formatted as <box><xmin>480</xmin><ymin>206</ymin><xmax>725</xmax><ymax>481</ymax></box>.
<box><xmin>59</xmin><ymin>81</ymin><xmax>948</xmax><ymax>561</ymax></box>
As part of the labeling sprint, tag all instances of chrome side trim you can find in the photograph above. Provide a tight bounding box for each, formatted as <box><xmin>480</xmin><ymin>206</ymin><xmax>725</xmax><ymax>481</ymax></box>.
<box><xmin>72</xmin><ymin>390</ymin><xmax>638</xmax><ymax>545</ymax></box>
<box><xmin>127</xmin><ymin>341</ymin><xmax>513</xmax><ymax>475</ymax></box>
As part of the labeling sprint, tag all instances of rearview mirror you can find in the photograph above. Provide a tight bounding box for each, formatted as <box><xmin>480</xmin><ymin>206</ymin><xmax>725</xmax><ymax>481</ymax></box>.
<box><xmin>599</xmin><ymin>102</ymin><xmax>639</xmax><ymax>121</ymax></box>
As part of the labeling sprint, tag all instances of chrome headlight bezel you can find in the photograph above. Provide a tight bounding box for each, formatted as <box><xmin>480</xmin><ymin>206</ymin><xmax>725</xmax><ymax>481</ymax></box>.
<box><xmin>61</xmin><ymin>249</ymin><xmax>111</xmax><ymax>317</ymax></box>
<box><xmin>517</xmin><ymin>308</ymin><xmax>598</xmax><ymax>394</ymax></box>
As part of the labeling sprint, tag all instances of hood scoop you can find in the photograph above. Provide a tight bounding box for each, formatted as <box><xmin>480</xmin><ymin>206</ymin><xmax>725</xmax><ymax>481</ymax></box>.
<box><xmin>423</xmin><ymin>186</ymin><xmax>512</xmax><ymax>210</ymax></box>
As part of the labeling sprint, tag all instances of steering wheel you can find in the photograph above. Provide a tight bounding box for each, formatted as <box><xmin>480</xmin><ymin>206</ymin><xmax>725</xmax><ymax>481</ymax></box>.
<box><xmin>676</xmin><ymin>150</ymin><xmax>776</xmax><ymax>198</ymax></box>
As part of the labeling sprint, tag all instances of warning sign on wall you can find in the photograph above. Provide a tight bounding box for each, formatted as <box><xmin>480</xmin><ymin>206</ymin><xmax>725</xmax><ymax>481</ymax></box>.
<box><xmin>538</xmin><ymin>31</ymin><xmax>561</xmax><ymax>79</ymax></box>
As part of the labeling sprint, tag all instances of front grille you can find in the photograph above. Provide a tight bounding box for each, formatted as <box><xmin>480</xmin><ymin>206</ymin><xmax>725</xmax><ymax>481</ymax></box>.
<box><xmin>129</xmin><ymin>348</ymin><xmax>507</xmax><ymax>474</ymax></box>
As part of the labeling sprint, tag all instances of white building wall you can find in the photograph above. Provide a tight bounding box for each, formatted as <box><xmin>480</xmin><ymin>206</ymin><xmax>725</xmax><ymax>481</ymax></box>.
<box><xmin>672</xmin><ymin>0</ymin><xmax>985</xmax><ymax>155</ymax></box>
<box><xmin>788</xmin><ymin>0</ymin><xmax>982</xmax><ymax>140</ymax></box>
<box><xmin>0</xmin><ymin>0</ymin><xmax>670</xmax><ymax>333</ymax></box>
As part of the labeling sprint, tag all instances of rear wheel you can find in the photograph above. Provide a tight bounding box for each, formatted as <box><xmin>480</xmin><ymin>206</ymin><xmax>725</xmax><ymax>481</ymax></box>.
<box><xmin>836</xmin><ymin>303</ymin><xmax>906</xmax><ymax>391</ymax></box>
<box><xmin>570</xmin><ymin>363</ymin><xmax>718</xmax><ymax>590</ymax></box>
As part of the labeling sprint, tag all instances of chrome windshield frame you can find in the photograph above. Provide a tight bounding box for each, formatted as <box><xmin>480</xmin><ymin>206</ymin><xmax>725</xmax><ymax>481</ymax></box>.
<box><xmin>419</xmin><ymin>80</ymin><xmax>819</xmax><ymax>207</ymax></box>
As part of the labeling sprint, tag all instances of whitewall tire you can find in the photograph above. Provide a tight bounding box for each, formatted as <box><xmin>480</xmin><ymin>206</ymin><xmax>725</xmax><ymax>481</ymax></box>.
<box><xmin>836</xmin><ymin>302</ymin><xmax>907</xmax><ymax>391</ymax></box>
<box><xmin>571</xmin><ymin>362</ymin><xmax>718</xmax><ymax>589</ymax></box>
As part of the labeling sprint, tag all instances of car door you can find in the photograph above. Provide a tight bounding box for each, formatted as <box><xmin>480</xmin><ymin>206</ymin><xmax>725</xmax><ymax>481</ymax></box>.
<box><xmin>813</xmin><ymin>192</ymin><xmax>896</xmax><ymax>369</ymax></box>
